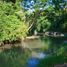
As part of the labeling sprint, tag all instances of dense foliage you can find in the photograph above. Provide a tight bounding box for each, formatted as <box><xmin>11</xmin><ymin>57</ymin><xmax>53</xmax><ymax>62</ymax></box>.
<box><xmin>0</xmin><ymin>1</ymin><xmax>28</xmax><ymax>41</ymax></box>
<box><xmin>22</xmin><ymin>0</ymin><xmax>67</xmax><ymax>34</ymax></box>
<box><xmin>0</xmin><ymin>0</ymin><xmax>67</xmax><ymax>41</ymax></box>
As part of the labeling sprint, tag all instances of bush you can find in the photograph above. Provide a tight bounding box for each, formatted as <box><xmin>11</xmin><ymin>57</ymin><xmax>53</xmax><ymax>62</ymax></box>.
<box><xmin>0</xmin><ymin>1</ymin><xmax>28</xmax><ymax>41</ymax></box>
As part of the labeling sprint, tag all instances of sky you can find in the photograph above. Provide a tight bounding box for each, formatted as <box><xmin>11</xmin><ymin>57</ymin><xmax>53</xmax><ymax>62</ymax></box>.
<box><xmin>21</xmin><ymin>0</ymin><xmax>67</xmax><ymax>10</ymax></box>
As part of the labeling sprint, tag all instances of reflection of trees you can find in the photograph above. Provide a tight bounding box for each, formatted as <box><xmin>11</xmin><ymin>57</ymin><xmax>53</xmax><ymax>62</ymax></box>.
<box><xmin>0</xmin><ymin>47</ymin><xmax>29</xmax><ymax>67</ymax></box>
<box><xmin>38</xmin><ymin>37</ymin><xmax>67</xmax><ymax>67</ymax></box>
<box><xmin>43</xmin><ymin>37</ymin><xmax>67</xmax><ymax>55</ymax></box>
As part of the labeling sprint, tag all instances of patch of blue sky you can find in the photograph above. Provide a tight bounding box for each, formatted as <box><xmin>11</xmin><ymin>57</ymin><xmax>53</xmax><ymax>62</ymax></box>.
<box><xmin>27</xmin><ymin>8</ymin><xmax>35</xmax><ymax>15</ymax></box>
<box><xmin>48</xmin><ymin>0</ymin><xmax>52</xmax><ymax>4</ymax></box>
<box><xmin>64</xmin><ymin>0</ymin><xmax>67</xmax><ymax>2</ymax></box>
<box><xmin>21</xmin><ymin>0</ymin><xmax>67</xmax><ymax>11</ymax></box>
<box><xmin>40</xmin><ymin>5</ymin><xmax>49</xmax><ymax>11</ymax></box>
<box><xmin>39</xmin><ymin>7</ymin><xmax>43</xmax><ymax>11</ymax></box>
<box><xmin>21</xmin><ymin>0</ymin><xmax>35</xmax><ymax>9</ymax></box>
<box><xmin>30</xmin><ymin>0</ymin><xmax>34</xmax><ymax>5</ymax></box>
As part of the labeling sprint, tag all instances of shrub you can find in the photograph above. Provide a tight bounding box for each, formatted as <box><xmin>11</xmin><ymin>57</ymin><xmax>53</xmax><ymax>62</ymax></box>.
<box><xmin>0</xmin><ymin>1</ymin><xmax>28</xmax><ymax>41</ymax></box>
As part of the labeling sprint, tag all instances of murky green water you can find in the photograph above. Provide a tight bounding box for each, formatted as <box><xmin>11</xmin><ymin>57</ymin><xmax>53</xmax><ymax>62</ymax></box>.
<box><xmin>23</xmin><ymin>37</ymin><xmax>67</xmax><ymax>55</ymax></box>
<box><xmin>0</xmin><ymin>37</ymin><xmax>67</xmax><ymax>67</ymax></box>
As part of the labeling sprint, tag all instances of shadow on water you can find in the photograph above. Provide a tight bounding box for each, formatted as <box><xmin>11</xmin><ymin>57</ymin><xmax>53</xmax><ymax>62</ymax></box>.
<box><xmin>37</xmin><ymin>37</ymin><xmax>67</xmax><ymax>67</ymax></box>
<box><xmin>0</xmin><ymin>47</ymin><xmax>30</xmax><ymax>67</ymax></box>
<box><xmin>41</xmin><ymin>37</ymin><xmax>67</xmax><ymax>55</ymax></box>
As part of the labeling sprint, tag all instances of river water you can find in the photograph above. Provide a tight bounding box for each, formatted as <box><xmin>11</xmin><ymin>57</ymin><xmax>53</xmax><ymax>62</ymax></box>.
<box><xmin>23</xmin><ymin>36</ymin><xmax>67</xmax><ymax>67</ymax></box>
<box><xmin>0</xmin><ymin>36</ymin><xmax>67</xmax><ymax>67</ymax></box>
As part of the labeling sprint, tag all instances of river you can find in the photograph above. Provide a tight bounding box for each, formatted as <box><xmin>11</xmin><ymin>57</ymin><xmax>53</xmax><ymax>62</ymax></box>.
<box><xmin>23</xmin><ymin>36</ymin><xmax>67</xmax><ymax>67</ymax></box>
<box><xmin>0</xmin><ymin>36</ymin><xmax>67</xmax><ymax>67</ymax></box>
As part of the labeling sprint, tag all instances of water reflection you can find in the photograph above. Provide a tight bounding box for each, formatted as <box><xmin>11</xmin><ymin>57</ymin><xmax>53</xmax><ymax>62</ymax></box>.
<box><xmin>27</xmin><ymin>57</ymin><xmax>39</xmax><ymax>67</ymax></box>
<box><xmin>25</xmin><ymin>36</ymin><xmax>67</xmax><ymax>67</ymax></box>
<box><xmin>0</xmin><ymin>36</ymin><xmax>66</xmax><ymax>67</ymax></box>
<box><xmin>37</xmin><ymin>52</ymin><xmax>46</xmax><ymax>59</ymax></box>
<box><xmin>27</xmin><ymin>52</ymin><xmax>47</xmax><ymax>67</ymax></box>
